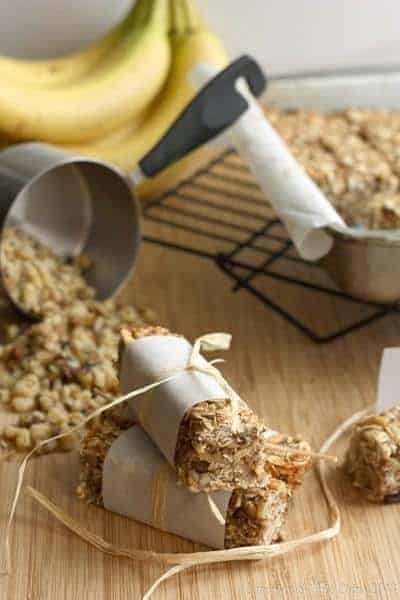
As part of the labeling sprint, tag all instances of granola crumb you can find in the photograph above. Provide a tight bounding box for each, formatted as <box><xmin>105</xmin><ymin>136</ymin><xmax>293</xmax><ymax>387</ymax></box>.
<box><xmin>345</xmin><ymin>406</ymin><xmax>400</xmax><ymax>502</ymax></box>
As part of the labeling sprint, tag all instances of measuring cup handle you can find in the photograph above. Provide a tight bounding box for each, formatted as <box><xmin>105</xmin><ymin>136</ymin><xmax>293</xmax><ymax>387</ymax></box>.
<box><xmin>136</xmin><ymin>55</ymin><xmax>267</xmax><ymax>179</ymax></box>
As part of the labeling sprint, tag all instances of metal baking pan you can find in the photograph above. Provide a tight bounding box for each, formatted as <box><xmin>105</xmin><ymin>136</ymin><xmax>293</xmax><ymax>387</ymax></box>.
<box><xmin>264</xmin><ymin>66</ymin><xmax>400</xmax><ymax>304</ymax></box>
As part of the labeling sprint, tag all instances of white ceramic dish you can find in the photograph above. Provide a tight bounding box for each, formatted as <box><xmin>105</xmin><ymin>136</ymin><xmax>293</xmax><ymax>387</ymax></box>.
<box><xmin>0</xmin><ymin>0</ymin><xmax>132</xmax><ymax>58</ymax></box>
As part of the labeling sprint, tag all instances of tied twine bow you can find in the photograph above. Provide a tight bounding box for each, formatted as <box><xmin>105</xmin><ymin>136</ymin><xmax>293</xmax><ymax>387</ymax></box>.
<box><xmin>1</xmin><ymin>332</ymin><xmax>339</xmax><ymax>596</ymax></box>
<box><xmin>188</xmin><ymin>333</ymin><xmax>242</xmax><ymax>431</ymax></box>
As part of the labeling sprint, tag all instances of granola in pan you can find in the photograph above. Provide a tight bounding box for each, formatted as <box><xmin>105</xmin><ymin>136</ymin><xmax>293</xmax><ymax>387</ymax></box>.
<box><xmin>264</xmin><ymin>107</ymin><xmax>400</xmax><ymax>230</ymax></box>
<box><xmin>77</xmin><ymin>412</ymin><xmax>290</xmax><ymax>549</ymax></box>
<box><xmin>345</xmin><ymin>405</ymin><xmax>400</xmax><ymax>502</ymax></box>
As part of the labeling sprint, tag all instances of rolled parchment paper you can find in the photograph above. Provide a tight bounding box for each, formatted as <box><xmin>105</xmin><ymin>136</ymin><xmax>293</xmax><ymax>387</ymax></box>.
<box><xmin>120</xmin><ymin>333</ymin><xmax>227</xmax><ymax>466</ymax></box>
<box><xmin>103</xmin><ymin>425</ymin><xmax>230</xmax><ymax>548</ymax></box>
<box><xmin>190</xmin><ymin>62</ymin><xmax>345</xmax><ymax>261</ymax></box>
<box><xmin>376</xmin><ymin>348</ymin><xmax>400</xmax><ymax>413</ymax></box>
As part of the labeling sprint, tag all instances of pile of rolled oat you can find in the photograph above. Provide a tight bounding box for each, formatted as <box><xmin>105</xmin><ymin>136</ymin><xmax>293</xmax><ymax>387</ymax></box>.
<box><xmin>0</xmin><ymin>227</ymin><xmax>149</xmax><ymax>454</ymax></box>
<box><xmin>265</xmin><ymin>107</ymin><xmax>400</xmax><ymax>229</ymax></box>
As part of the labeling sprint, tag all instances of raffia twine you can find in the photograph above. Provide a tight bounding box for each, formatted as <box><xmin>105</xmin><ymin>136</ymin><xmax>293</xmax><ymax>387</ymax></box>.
<box><xmin>0</xmin><ymin>333</ymin><xmax>346</xmax><ymax>598</ymax></box>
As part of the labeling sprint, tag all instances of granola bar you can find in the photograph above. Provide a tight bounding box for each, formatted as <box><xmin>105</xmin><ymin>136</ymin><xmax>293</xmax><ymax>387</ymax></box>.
<box><xmin>345</xmin><ymin>406</ymin><xmax>400</xmax><ymax>502</ymax></box>
<box><xmin>77</xmin><ymin>412</ymin><xmax>289</xmax><ymax>549</ymax></box>
<box><xmin>121</xmin><ymin>327</ymin><xmax>312</xmax><ymax>494</ymax></box>
<box><xmin>224</xmin><ymin>483</ymin><xmax>288</xmax><ymax>548</ymax></box>
<box><xmin>175</xmin><ymin>398</ymin><xmax>311</xmax><ymax>493</ymax></box>
<box><xmin>264</xmin><ymin>107</ymin><xmax>400</xmax><ymax>230</ymax></box>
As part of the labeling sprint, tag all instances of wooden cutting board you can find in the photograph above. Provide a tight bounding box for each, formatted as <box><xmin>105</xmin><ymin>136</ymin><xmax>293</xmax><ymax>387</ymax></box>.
<box><xmin>1</xmin><ymin>151</ymin><xmax>400</xmax><ymax>600</ymax></box>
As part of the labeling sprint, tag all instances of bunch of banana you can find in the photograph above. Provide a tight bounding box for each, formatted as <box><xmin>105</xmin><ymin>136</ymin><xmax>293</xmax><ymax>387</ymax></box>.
<box><xmin>0</xmin><ymin>0</ymin><xmax>171</xmax><ymax>143</ymax></box>
<box><xmin>69</xmin><ymin>0</ymin><xmax>228</xmax><ymax>195</ymax></box>
<box><xmin>0</xmin><ymin>0</ymin><xmax>228</xmax><ymax>195</ymax></box>
<box><xmin>0</xmin><ymin>8</ymin><xmax>137</xmax><ymax>88</ymax></box>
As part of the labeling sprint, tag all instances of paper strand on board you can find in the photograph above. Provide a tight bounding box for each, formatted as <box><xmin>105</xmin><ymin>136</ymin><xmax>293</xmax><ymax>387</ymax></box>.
<box><xmin>376</xmin><ymin>348</ymin><xmax>400</xmax><ymax>413</ymax></box>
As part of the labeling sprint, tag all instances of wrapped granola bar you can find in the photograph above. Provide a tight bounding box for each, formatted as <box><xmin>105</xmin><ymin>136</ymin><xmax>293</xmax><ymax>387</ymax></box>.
<box><xmin>345</xmin><ymin>407</ymin><xmax>400</xmax><ymax>503</ymax></box>
<box><xmin>77</xmin><ymin>413</ymin><xmax>289</xmax><ymax>549</ymax></box>
<box><xmin>119</xmin><ymin>327</ymin><xmax>311</xmax><ymax>493</ymax></box>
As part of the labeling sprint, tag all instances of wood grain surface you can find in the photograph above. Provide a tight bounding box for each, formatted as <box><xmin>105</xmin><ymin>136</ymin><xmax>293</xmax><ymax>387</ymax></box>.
<box><xmin>1</xmin><ymin>153</ymin><xmax>400</xmax><ymax>600</ymax></box>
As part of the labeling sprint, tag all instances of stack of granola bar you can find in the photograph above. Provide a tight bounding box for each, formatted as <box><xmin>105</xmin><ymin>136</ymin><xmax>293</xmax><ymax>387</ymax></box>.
<box><xmin>78</xmin><ymin>411</ymin><xmax>290</xmax><ymax>549</ymax></box>
<box><xmin>78</xmin><ymin>326</ymin><xmax>312</xmax><ymax>549</ymax></box>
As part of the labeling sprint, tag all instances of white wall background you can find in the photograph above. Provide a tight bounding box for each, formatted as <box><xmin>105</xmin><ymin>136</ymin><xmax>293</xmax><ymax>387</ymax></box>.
<box><xmin>202</xmin><ymin>0</ymin><xmax>400</xmax><ymax>75</ymax></box>
<box><xmin>0</xmin><ymin>0</ymin><xmax>399</xmax><ymax>75</ymax></box>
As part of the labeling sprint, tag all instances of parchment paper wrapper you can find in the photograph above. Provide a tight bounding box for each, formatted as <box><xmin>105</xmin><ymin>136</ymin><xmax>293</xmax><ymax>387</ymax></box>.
<box><xmin>120</xmin><ymin>334</ymin><xmax>228</xmax><ymax>466</ymax></box>
<box><xmin>191</xmin><ymin>63</ymin><xmax>400</xmax><ymax>262</ymax></box>
<box><xmin>103</xmin><ymin>424</ymin><xmax>230</xmax><ymax>549</ymax></box>
<box><xmin>376</xmin><ymin>347</ymin><xmax>400</xmax><ymax>413</ymax></box>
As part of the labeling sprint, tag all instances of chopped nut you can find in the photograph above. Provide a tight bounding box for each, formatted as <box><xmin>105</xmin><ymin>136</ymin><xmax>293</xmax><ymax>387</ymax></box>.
<box><xmin>0</xmin><ymin>390</ymin><xmax>10</xmax><ymax>404</ymax></box>
<box><xmin>12</xmin><ymin>396</ymin><xmax>35</xmax><ymax>413</ymax></box>
<box><xmin>15</xmin><ymin>428</ymin><xmax>32</xmax><ymax>450</ymax></box>
<box><xmin>4</xmin><ymin>425</ymin><xmax>19</xmax><ymax>439</ymax></box>
<box><xmin>6</xmin><ymin>324</ymin><xmax>20</xmax><ymax>340</ymax></box>
<box><xmin>0</xmin><ymin>227</ymin><xmax>150</xmax><ymax>454</ymax></box>
<box><xmin>47</xmin><ymin>406</ymin><xmax>68</xmax><ymax>425</ymax></box>
<box><xmin>1</xmin><ymin>227</ymin><xmax>95</xmax><ymax>317</ymax></box>
<box><xmin>30</xmin><ymin>423</ymin><xmax>52</xmax><ymax>443</ymax></box>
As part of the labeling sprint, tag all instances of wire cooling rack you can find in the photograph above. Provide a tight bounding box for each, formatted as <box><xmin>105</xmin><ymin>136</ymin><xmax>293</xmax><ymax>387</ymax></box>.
<box><xmin>142</xmin><ymin>149</ymin><xmax>396</xmax><ymax>343</ymax></box>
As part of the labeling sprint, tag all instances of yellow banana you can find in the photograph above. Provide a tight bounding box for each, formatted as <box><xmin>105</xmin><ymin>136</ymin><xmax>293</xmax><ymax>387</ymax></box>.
<box><xmin>0</xmin><ymin>0</ymin><xmax>171</xmax><ymax>144</ymax></box>
<box><xmin>0</xmin><ymin>133</ymin><xmax>14</xmax><ymax>151</ymax></box>
<box><xmin>0</xmin><ymin>6</ymin><xmax>139</xmax><ymax>88</ymax></box>
<box><xmin>67</xmin><ymin>0</ymin><xmax>228</xmax><ymax>195</ymax></box>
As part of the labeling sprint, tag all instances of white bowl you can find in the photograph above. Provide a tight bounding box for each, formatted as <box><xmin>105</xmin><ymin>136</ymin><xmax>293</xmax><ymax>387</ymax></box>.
<box><xmin>0</xmin><ymin>0</ymin><xmax>134</xmax><ymax>58</ymax></box>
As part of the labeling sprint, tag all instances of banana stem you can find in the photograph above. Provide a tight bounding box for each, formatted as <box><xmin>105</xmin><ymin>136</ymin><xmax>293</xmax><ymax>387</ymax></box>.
<box><xmin>129</xmin><ymin>0</ymin><xmax>151</xmax><ymax>26</ymax></box>
<box><xmin>147</xmin><ymin>0</ymin><xmax>170</xmax><ymax>30</ymax></box>
<box><xmin>170</xmin><ymin>0</ymin><xmax>187</xmax><ymax>36</ymax></box>
<box><xmin>180</xmin><ymin>0</ymin><xmax>202</xmax><ymax>31</ymax></box>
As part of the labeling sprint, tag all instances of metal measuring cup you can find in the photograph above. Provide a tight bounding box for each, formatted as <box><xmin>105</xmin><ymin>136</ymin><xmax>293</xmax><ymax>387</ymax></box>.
<box><xmin>0</xmin><ymin>56</ymin><xmax>266</xmax><ymax>318</ymax></box>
